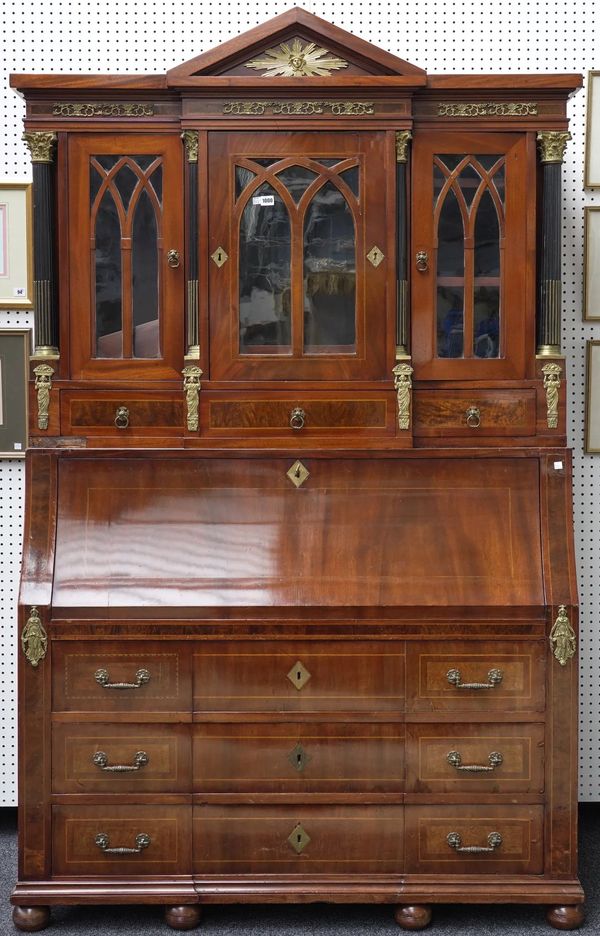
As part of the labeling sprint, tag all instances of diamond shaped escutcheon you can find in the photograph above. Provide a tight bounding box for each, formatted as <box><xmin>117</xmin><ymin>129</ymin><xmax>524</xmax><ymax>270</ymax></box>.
<box><xmin>287</xmin><ymin>660</ymin><xmax>311</xmax><ymax>690</ymax></box>
<box><xmin>367</xmin><ymin>245</ymin><xmax>385</xmax><ymax>267</ymax></box>
<box><xmin>287</xmin><ymin>823</ymin><xmax>311</xmax><ymax>854</ymax></box>
<box><xmin>286</xmin><ymin>460</ymin><xmax>309</xmax><ymax>487</ymax></box>
<box><xmin>211</xmin><ymin>246</ymin><xmax>229</xmax><ymax>267</ymax></box>
<box><xmin>287</xmin><ymin>742</ymin><xmax>311</xmax><ymax>773</ymax></box>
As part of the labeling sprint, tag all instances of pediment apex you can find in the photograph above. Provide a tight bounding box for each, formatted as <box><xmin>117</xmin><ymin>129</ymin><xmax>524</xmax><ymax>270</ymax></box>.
<box><xmin>166</xmin><ymin>7</ymin><xmax>425</xmax><ymax>81</ymax></box>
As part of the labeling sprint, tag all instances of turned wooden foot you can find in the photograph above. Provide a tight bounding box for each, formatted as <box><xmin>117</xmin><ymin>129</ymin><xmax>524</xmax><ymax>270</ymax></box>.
<box><xmin>395</xmin><ymin>905</ymin><xmax>432</xmax><ymax>930</ymax></box>
<box><xmin>164</xmin><ymin>905</ymin><xmax>202</xmax><ymax>930</ymax></box>
<box><xmin>546</xmin><ymin>905</ymin><xmax>585</xmax><ymax>930</ymax></box>
<box><xmin>12</xmin><ymin>907</ymin><xmax>51</xmax><ymax>932</ymax></box>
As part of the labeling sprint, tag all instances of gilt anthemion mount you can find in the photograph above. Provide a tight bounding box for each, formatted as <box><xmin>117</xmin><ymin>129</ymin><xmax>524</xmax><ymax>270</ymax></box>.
<box><xmin>10</xmin><ymin>6</ymin><xmax>583</xmax><ymax>933</ymax></box>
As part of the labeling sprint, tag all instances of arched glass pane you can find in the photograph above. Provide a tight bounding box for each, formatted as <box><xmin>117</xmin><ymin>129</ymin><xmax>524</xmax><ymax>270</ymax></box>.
<box><xmin>239</xmin><ymin>182</ymin><xmax>291</xmax><ymax>351</ymax></box>
<box><xmin>436</xmin><ymin>187</ymin><xmax>464</xmax><ymax>358</ymax></box>
<box><xmin>457</xmin><ymin>163</ymin><xmax>482</xmax><ymax>208</ymax></box>
<box><xmin>474</xmin><ymin>189</ymin><xmax>500</xmax><ymax>276</ymax></box>
<box><xmin>276</xmin><ymin>166</ymin><xmax>319</xmax><ymax>203</ymax></box>
<box><xmin>339</xmin><ymin>166</ymin><xmax>359</xmax><ymax>198</ymax></box>
<box><xmin>114</xmin><ymin>163</ymin><xmax>139</xmax><ymax>211</ymax></box>
<box><xmin>303</xmin><ymin>181</ymin><xmax>356</xmax><ymax>352</ymax></box>
<box><xmin>235</xmin><ymin>166</ymin><xmax>256</xmax><ymax>200</ymax></box>
<box><xmin>94</xmin><ymin>188</ymin><xmax>122</xmax><ymax>358</ymax></box>
<box><xmin>132</xmin><ymin>188</ymin><xmax>160</xmax><ymax>358</ymax></box>
<box><xmin>473</xmin><ymin>188</ymin><xmax>501</xmax><ymax>358</ymax></box>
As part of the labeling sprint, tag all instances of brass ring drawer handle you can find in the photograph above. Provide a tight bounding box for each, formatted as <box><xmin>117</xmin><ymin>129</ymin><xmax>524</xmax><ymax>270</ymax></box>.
<box><xmin>114</xmin><ymin>406</ymin><xmax>130</xmax><ymax>429</ymax></box>
<box><xmin>95</xmin><ymin>832</ymin><xmax>151</xmax><ymax>855</ymax></box>
<box><xmin>167</xmin><ymin>248</ymin><xmax>181</xmax><ymax>268</ymax></box>
<box><xmin>446</xmin><ymin>667</ymin><xmax>503</xmax><ymax>690</ymax></box>
<box><xmin>94</xmin><ymin>668</ymin><xmax>151</xmax><ymax>690</ymax></box>
<box><xmin>447</xmin><ymin>831</ymin><xmax>502</xmax><ymax>854</ymax></box>
<box><xmin>415</xmin><ymin>250</ymin><xmax>429</xmax><ymax>272</ymax></box>
<box><xmin>290</xmin><ymin>407</ymin><xmax>306</xmax><ymax>430</ymax></box>
<box><xmin>93</xmin><ymin>750</ymin><xmax>149</xmax><ymax>773</ymax></box>
<box><xmin>465</xmin><ymin>405</ymin><xmax>481</xmax><ymax>428</ymax></box>
<box><xmin>447</xmin><ymin>750</ymin><xmax>503</xmax><ymax>772</ymax></box>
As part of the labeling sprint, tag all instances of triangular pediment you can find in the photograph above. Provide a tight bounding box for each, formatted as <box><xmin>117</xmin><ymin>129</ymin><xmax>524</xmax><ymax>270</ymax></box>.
<box><xmin>167</xmin><ymin>7</ymin><xmax>425</xmax><ymax>82</ymax></box>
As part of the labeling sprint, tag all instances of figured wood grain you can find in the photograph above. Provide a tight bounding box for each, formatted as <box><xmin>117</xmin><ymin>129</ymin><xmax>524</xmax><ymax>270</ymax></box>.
<box><xmin>61</xmin><ymin>391</ymin><xmax>183</xmax><ymax>434</ymax></box>
<box><xmin>413</xmin><ymin>389</ymin><xmax>536</xmax><ymax>437</ymax></box>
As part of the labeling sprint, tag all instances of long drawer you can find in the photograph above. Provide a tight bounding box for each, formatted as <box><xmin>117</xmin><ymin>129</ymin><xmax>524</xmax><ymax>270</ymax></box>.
<box><xmin>53</xmin><ymin>640</ymin><xmax>192</xmax><ymax>713</ymax></box>
<box><xmin>52</xmin><ymin>722</ymin><xmax>191</xmax><ymax>793</ymax></box>
<box><xmin>413</xmin><ymin>389</ymin><xmax>537</xmax><ymax>437</ymax></box>
<box><xmin>406</xmin><ymin>723</ymin><xmax>545</xmax><ymax>793</ymax></box>
<box><xmin>404</xmin><ymin>805</ymin><xmax>544</xmax><ymax>874</ymax></box>
<box><xmin>193</xmin><ymin>641</ymin><xmax>405</xmax><ymax>713</ymax></box>
<box><xmin>193</xmin><ymin>722</ymin><xmax>404</xmax><ymax>793</ymax></box>
<box><xmin>192</xmin><ymin>805</ymin><xmax>404</xmax><ymax>875</ymax></box>
<box><xmin>61</xmin><ymin>390</ymin><xmax>184</xmax><ymax>437</ymax></box>
<box><xmin>406</xmin><ymin>640</ymin><xmax>545</xmax><ymax>714</ymax></box>
<box><xmin>52</xmin><ymin>805</ymin><xmax>191</xmax><ymax>876</ymax></box>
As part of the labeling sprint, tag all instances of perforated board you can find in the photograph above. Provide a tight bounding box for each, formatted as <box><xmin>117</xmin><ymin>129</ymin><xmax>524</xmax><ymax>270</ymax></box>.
<box><xmin>0</xmin><ymin>1</ymin><xmax>598</xmax><ymax>803</ymax></box>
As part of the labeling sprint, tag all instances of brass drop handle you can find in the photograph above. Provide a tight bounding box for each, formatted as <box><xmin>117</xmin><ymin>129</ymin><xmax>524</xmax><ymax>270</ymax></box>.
<box><xmin>114</xmin><ymin>406</ymin><xmax>130</xmax><ymax>429</ymax></box>
<box><xmin>447</xmin><ymin>751</ymin><xmax>503</xmax><ymax>772</ymax></box>
<box><xmin>167</xmin><ymin>248</ymin><xmax>181</xmax><ymax>268</ymax></box>
<box><xmin>415</xmin><ymin>250</ymin><xmax>429</xmax><ymax>272</ymax></box>
<box><xmin>446</xmin><ymin>668</ymin><xmax>503</xmax><ymax>690</ymax></box>
<box><xmin>95</xmin><ymin>832</ymin><xmax>151</xmax><ymax>855</ymax></box>
<box><xmin>93</xmin><ymin>751</ymin><xmax>149</xmax><ymax>773</ymax></box>
<box><xmin>447</xmin><ymin>831</ymin><xmax>502</xmax><ymax>854</ymax></box>
<box><xmin>95</xmin><ymin>668</ymin><xmax>151</xmax><ymax>690</ymax></box>
<box><xmin>466</xmin><ymin>406</ymin><xmax>481</xmax><ymax>428</ymax></box>
<box><xmin>290</xmin><ymin>407</ymin><xmax>306</xmax><ymax>430</ymax></box>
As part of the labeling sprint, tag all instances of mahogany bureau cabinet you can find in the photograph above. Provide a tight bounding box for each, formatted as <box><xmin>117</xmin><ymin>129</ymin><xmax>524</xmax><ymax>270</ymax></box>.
<box><xmin>10</xmin><ymin>8</ymin><xmax>585</xmax><ymax>932</ymax></box>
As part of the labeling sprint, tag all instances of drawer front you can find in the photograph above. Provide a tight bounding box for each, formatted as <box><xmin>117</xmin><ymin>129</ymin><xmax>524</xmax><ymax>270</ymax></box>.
<box><xmin>52</xmin><ymin>723</ymin><xmax>191</xmax><ymax>793</ymax></box>
<box><xmin>201</xmin><ymin>391</ymin><xmax>396</xmax><ymax>438</ymax></box>
<box><xmin>405</xmin><ymin>805</ymin><xmax>543</xmax><ymax>874</ymax></box>
<box><xmin>193</xmin><ymin>641</ymin><xmax>405</xmax><ymax>713</ymax></box>
<box><xmin>413</xmin><ymin>389</ymin><xmax>536</xmax><ymax>437</ymax></box>
<box><xmin>193</xmin><ymin>805</ymin><xmax>404</xmax><ymax>874</ymax></box>
<box><xmin>53</xmin><ymin>641</ymin><xmax>192</xmax><ymax>713</ymax></box>
<box><xmin>61</xmin><ymin>390</ymin><xmax>183</xmax><ymax>436</ymax></box>
<box><xmin>193</xmin><ymin>723</ymin><xmax>404</xmax><ymax>793</ymax></box>
<box><xmin>406</xmin><ymin>723</ymin><xmax>545</xmax><ymax>794</ymax></box>
<box><xmin>406</xmin><ymin>640</ymin><xmax>545</xmax><ymax>713</ymax></box>
<box><xmin>53</xmin><ymin>805</ymin><xmax>191</xmax><ymax>876</ymax></box>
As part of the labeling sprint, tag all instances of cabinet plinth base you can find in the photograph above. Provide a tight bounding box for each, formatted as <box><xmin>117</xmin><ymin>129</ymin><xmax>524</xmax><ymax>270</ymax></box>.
<box><xmin>395</xmin><ymin>905</ymin><xmax>432</xmax><ymax>930</ymax></box>
<box><xmin>546</xmin><ymin>906</ymin><xmax>585</xmax><ymax>930</ymax></box>
<box><xmin>12</xmin><ymin>907</ymin><xmax>51</xmax><ymax>932</ymax></box>
<box><xmin>165</xmin><ymin>905</ymin><xmax>202</xmax><ymax>930</ymax></box>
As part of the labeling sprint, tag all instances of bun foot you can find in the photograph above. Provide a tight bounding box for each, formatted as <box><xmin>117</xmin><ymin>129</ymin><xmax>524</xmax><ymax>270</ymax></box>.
<box><xmin>395</xmin><ymin>905</ymin><xmax>432</xmax><ymax>930</ymax></box>
<box><xmin>164</xmin><ymin>905</ymin><xmax>202</xmax><ymax>931</ymax></box>
<box><xmin>546</xmin><ymin>906</ymin><xmax>585</xmax><ymax>930</ymax></box>
<box><xmin>12</xmin><ymin>907</ymin><xmax>51</xmax><ymax>932</ymax></box>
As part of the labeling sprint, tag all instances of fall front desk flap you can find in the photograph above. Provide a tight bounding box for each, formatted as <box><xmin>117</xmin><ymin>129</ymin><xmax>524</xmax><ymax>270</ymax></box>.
<box><xmin>51</xmin><ymin>455</ymin><xmax>544</xmax><ymax>614</ymax></box>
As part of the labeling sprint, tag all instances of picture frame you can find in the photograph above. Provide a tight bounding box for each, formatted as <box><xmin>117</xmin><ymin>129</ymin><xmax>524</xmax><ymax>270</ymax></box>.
<box><xmin>0</xmin><ymin>328</ymin><xmax>30</xmax><ymax>457</ymax></box>
<box><xmin>0</xmin><ymin>181</ymin><xmax>33</xmax><ymax>308</ymax></box>
<box><xmin>584</xmin><ymin>207</ymin><xmax>600</xmax><ymax>319</ymax></box>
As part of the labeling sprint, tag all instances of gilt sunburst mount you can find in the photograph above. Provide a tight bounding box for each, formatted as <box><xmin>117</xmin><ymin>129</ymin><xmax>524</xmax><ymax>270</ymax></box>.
<box><xmin>244</xmin><ymin>39</ymin><xmax>349</xmax><ymax>78</ymax></box>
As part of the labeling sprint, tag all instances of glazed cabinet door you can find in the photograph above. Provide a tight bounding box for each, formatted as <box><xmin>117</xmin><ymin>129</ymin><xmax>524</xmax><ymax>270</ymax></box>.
<box><xmin>68</xmin><ymin>134</ymin><xmax>184</xmax><ymax>379</ymax></box>
<box><xmin>411</xmin><ymin>131</ymin><xmax>534</xmax><ymax>380</ymax></box>
<box><xmin>208</xmin><ymin>131</ymin><xmax>392</xmax><ymax>381</ymax></box>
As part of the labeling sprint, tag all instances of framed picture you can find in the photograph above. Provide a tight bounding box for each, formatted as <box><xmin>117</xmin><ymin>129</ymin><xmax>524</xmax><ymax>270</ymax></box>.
<box><xmin>584</xmin><ymin>207</ymin><xmax>600</xmax><ymax>319</ymax></box>
<box><xmin>0</xmin><ymin>329</ymin><xmax>30</xmax><ymax>457</ymax></box>
<box><xmin>0</xmin><ymin>181</ymin><xmax>33</xmax><ymax>308</ymax></box>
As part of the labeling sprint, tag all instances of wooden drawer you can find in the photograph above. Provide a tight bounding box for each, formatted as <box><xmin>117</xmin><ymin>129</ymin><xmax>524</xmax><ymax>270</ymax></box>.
<box><xmin>61</xmin><ymin>390</ymin><xmax>183</xmax><ymax>436</ymax></box>
<box><xmin>52</xmin><ymin>641</ymin><xmax>192</xmax><ymax>713</ymax></box>
<box><xmin>406</xmin><ymin>640</ymin><xmax>545</xmax><ymax>714</ymax></box>
<box><xmin>193</xmin><ymin>722</ymin><xmax>404</xmax><ymax>793</ymax></box>
<box><xmin>406</xmin><ymin>723</ymin><xmax>545</xmax><ymax>794</ymax></box>
<box><xmin>53</xmin><ymin>805</ymin><xmax>191</xmax><ymax>876</ymax></box>
<box><xmin>193</xmin><ymin>641</ymin><xmax>405</xmax><ymax>713</ymax></box>
<box><xmin>192</xmin><ymin>805</ymin><xmax>404</xmax><ymax>874</ymax></box>
<box><xmin>405</xmin><ymin>805</ymin><xmax>543</xmax><ymax>874</ymax></box>
<box><xmin>52</xmin><ymin>722</ymin><xmax>191</xmax><ymax>793</ymax></box>
<box><xmin>200</xmin><ymin>391</ymin><xmax>397</xmax><ymax>438</ymax></box>
<box><xmin>413</xmin><ymin>389</ymin><xmax>536</xmax><ymax>437</ymax></box>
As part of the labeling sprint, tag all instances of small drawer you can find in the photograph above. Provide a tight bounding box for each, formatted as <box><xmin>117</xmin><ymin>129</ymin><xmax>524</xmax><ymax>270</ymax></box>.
<box><xmin>406</xmin><ymin>723</ymin><xmax>545</xmax><ymax>794</ymax></box>
<box><xmin>52</xmin><ymin>722</ymin><xmax>191</xmax><ymax>793</ymax></box>
<box><xmin>413</xmin><ymin>389</ymin><xmax>536</xmax><ymax>437</ymax></box>
<box><xmin>193</xmin><ymin>641</ymin><xmax>405</xmax><ymax>713</ymax></box>
<box><xmin>201</xmin><ymin>390</ymin><xmax>397</xmax><ymax>439</ymax></box>
<box><xmin>193</xmin><ymin>805</ymin><xmax>404</xmax><ymax>874</ymax></box>
<box><xmin>406</xmin><ymin>640</ymin><xmax>545</xmax><ymax>714</ymax></box>
<box><xmin>193</xmin><ymin>722</ymin><xmax>404</xmax><ymax>793</ymax></box>
<box><xmin>405</xmin><ymin>805</ymin><xmax>543</xmax><ymax>874</ymax></box>
<box><xmin>61</xmin><ymin>390</ymin><xmax>184</xmax><ymax>436</ymax></box>
<box><xmin>53</xmin><ymin>804</ymin><xmax>191</xmax><ymax>876</ymax></box>
<box><xmin>53</xmin><ymin>640</ymin><xmax>192</xmax><ymax>713</ymax></box>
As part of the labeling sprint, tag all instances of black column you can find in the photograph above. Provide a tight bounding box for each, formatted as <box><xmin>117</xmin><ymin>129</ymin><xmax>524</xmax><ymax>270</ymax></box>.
<box><xmin>395</xmin><ymin>131</ymin><xmax>411</xmax><ymax>358</ymax></box>
<box><xmin>182</xmin><ymin>131</ymin><xmax>199</xmax><ymax>359</ymax></box>
<box><xmin>23</xmin><ymin>132</ymin><xmax>58</xmax><ymax>357</ymax></box>
<box><xmin>537</xmin><ymin>131</ymin><xmax>570</xmax><ymax>356</ymax></box>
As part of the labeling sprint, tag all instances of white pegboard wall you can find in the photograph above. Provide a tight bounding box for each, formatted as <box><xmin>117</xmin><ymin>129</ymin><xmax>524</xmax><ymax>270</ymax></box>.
<box><xmin>0</xmin><ymin>1</ymin><xmax>598</xmax><ymax>801</ymax></box>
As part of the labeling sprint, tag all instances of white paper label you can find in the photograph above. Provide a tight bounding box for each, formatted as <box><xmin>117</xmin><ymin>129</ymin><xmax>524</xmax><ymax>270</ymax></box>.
<box><xmin>13</xmin><ymin>442</ymin><xmax>22</xmax><ymax>450</ymax></box>
<box><xmin>553</xmin><ymin>460</ymin><xmax>564</xmax><ymax>470</ymax></box>
<box><xmin>253</xmin><ymin>195</ymin><xmax>275</xmax><ymax>206</ymax></box>
<box><xmin>12</xmin><ymin>287</ymin><xmax>26</xmax><ymax>298</ymax></box>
